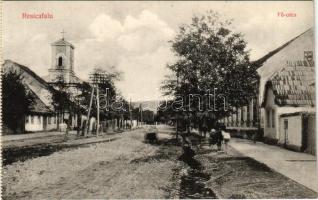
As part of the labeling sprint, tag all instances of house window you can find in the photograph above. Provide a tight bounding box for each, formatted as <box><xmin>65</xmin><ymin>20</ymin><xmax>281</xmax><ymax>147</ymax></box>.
<box><xmin>38</xmin><ymin>116</ymin><xmax>41</xmax><ymax>124</ymax></box>
<box><xmin>25</xmin><ymin>116</ymin><xmax>29</xmax><ymax>123</ymax></box>
<box><xmin>48</xmin><ymin>117</ymin><xmax>51</xmax><ymax>125</ymax></box>
<box><xmin>253</xmin><ymin>98</ymin><xmax>258</xmax><ymax>125</ymax></box>
<box><xmin>304</xmin><ymin>51</ymin><xmax>313</xmax><ymax>62</ymax></box>
<box><xmin>271</xmin><ymin>109</ymin><xmax>275</xmax><ymax>128</ymax></box>
<box><xmin>284</xmin><ymin>119</ymin><xmax>288</xmax><ymax>130</ymax></box>
<box><xmin>58</xmin><ymin>57</ymin><xmax>63</xmax><ymax>67</ymax></box>
<box><xmin>247</xmin><ymin>103</ymin><xmax>250</xmax><ymax>127</ymax></box>
<box><xmin>266</xmin><ymin>109</ymin><xmax>270</xmax><ymax>128</ymax></box>
<box><xmin>31</xmin><ymin>116</ymin><xmax>34</xmax><ymax>124</ymax></box>
<box><xmin>53</xmin><ymin>116</ymin><xmax>56</xmax><ymax>124</ymax></box>
<box><xmin>241</xmin><ymin>108</ymin><xmax>244</xmax><ymax>125</ymax></box>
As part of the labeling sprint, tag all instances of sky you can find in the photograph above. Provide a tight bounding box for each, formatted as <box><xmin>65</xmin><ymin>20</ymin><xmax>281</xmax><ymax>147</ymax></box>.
<box><xmin>3</xmin><ymin>1</ymin><xmax>314</xmax><ymax>101</ymax></box>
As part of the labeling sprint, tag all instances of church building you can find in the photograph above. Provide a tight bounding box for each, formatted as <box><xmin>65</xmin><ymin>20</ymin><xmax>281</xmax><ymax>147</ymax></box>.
<box><xmin>3</xmin><ymin>34</ymin><xmax>84</xmax><ymax>133</ymax></box>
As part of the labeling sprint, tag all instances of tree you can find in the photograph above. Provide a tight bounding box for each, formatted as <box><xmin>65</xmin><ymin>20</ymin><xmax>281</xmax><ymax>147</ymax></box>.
<box><xmin>83</xmin><ymin>67</ymin><xmax>131</xmax><ymax>132</ymax></box>
<box><xmin>89</xmin><ymin>67</ymin><xmax>121</xmax><ymax>120</ymax></box>
<box><xmin>2</xmin><ymin>71</ymin><xmax>33</xmax><ymax>133</ymax></box>
<box><xmin>50</xmin><ymin>73</ymin><xmax>79</xmax><ymax>138</ymax></box>
<box><xmin>162</xmin><ymin>10</ymin><xmax>257</xmax><ymax>122</ymax></box>
<box><xmin>141</xmin><ymin>110</ymin><xmax>155</xmax><ymax>124</ymax></box>
<box><xmin>155</xmin><ymin>100</ymin><xmax>176</xmax><ymax>124</ymax></box>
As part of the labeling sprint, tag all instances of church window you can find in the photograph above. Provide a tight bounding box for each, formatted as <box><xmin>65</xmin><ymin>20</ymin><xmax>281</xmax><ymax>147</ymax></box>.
<box><xmin>58</xmin><ymin>57</ymin><xmax>63</xmax><ymax>67</ymax></box>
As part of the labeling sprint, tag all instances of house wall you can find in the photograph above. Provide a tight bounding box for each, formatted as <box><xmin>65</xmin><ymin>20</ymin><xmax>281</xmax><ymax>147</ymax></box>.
<box><xmin>25</xmin><ymin>115</ymin><xmax>44</xmax><ymax>132</ymax></box>
<box><xmin>46</xmin><ymin>115</ymin><xmax>58</xmax><ymax>130</ymax></box>
<box><xmin>278</xmin><ymin>113</ymin><xmax>316</xmax><ymax>154</ymax></box>
<box><xmin>263</xmin><ymin>87</ymin><xmax>315</xmax><ymax>143</ymax></box>
<box><xmin>279</xmin><ymin>115</ymin><xmax>302</xmax><ymax>150</ymax></box>
<box><xmin>306</xmin><ymin>114</ymin><xmax>316</xmax><ymax>155</ymax></box>
<box><xmin>25</xmin><ymin>115</ymin><xmax>58</xmax><ymax>132</ymax></box>
<box><xmin>263</xmin><ymin>88</ymin><xmax>278</xmax><ymax>141</ymax></box>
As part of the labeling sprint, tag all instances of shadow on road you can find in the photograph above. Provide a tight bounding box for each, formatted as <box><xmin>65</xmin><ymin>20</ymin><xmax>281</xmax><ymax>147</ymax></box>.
<box><xmin>2</xmin><ymin>137</ymin><xmax>118</xmax><ymax>166</ymax></box>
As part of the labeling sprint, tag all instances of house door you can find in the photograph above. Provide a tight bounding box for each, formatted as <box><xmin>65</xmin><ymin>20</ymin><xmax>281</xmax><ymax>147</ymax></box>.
<box><xmin>301</xmin><ymin>116</ymin><xmax>309</xmax><ymax>152</ymax></box>
<box><xmin>305</xmin><ymin>115</ymin><xmax>316</xmax><ymax>155</ymax></box>
<box><xmin>283</xmin><ymin>119</ymin><xmax>288</xmax><ymax>146</ymax></box>
<box><xmin>43</xmin><ymin>116</ymin><xmax>47</xmax><ymax>131</ymax></box>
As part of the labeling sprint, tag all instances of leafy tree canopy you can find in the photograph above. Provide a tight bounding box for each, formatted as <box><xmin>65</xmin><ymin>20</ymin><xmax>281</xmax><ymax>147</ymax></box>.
<box><xmin>2</xmin><ymin>71</ymin><xmax>33</xmax><ymax>133</ymax></box>
<box><xmin>162</xmin><ymin>10</ymin><xmax>258</xmax><ymax>119</ymax></box>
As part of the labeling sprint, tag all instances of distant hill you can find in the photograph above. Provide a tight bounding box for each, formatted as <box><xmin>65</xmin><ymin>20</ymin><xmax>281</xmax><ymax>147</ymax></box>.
<box><xmin>131</xmin><ymin>100</ymin><xmax>160</xmax><ymax>113</ymax></box>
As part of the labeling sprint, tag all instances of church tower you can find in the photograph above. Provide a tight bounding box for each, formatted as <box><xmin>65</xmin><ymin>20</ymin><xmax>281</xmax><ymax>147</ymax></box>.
<box><xmin>49</xmin><ymin>34</ymin><xmax>75</xmax><ymax>83</ymax></box>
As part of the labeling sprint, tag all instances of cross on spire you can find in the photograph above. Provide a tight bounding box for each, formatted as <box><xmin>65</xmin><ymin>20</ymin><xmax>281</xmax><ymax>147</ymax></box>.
<box><xmin>61</xmin><ymin>29</ymin><xmax>66</xmax><ymax>40</ymax></box>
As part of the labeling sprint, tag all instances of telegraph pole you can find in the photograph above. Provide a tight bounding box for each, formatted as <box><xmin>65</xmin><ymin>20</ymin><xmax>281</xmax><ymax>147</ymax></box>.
<box><xmin>85</xmin><ymin>86</ymin><xmax>94</xmax><ymax>137</ymax></box>
<box><xmin>129</xmin><ymin>99</ymin><xmax>133</xmax><ymax>128</ymax></box>
<box><xmin>87</xmin><ymin>70</ymin><xmax>108</xmax><ymax>137</ymax></box>
<box><xmin>140</xmin><ymin>104</ymin><xmax>143</xmax><ymax>126</ymax></box>
<box><xmin>96</xmin><ymin>86</ymin><xmax>100</xmax><ymax>135</ymax></box>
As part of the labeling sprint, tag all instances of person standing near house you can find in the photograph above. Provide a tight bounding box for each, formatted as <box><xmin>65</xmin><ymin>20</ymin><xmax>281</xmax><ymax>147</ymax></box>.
<box><xmin>215</xmin><ymin>124</ymin><xmax>223</xmax><ymax>151</ymax></box>
<box><xmin>63</xmin><ymin>113</ymin><xmax>71</xmax><ymax>141</ymax></box>
<box><xmin>208</xmin><ymin>128</ymin><xmax>217</xmax><ymax>150</ymax></box>
<box><xmin>201</xmin><ymin>116</ymin><xmax>208</xmax><ymax>138</ymax></box>
<box><xmin>221</xmin><ymin>124</ymin><xmax>231</xmax><ymax>152</ymax></box>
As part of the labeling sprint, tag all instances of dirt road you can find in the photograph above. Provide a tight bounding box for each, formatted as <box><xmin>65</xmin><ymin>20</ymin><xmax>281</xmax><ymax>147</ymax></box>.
<box><xmin>2</xmin><ymin>126</ymin><xmax>317</xmax><ymax>199</ymax></box>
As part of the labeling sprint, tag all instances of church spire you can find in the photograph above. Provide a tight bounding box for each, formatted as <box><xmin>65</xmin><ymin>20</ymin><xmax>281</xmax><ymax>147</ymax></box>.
<box><xmin>61</xmin><ymin>29</ymin><xmax>66</xmax><ymax>40</ymax></box>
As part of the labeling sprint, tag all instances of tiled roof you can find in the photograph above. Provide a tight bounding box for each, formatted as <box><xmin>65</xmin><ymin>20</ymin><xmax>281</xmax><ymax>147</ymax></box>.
<box><xmin>3</xmin><ymin>60</ymin><xmax>55</xmax><ymax>113</ymax></box>
<box><xmin>253</xmin><ymin>28</ymin><xmax>312</xmax><ymax>68</ymax></box>
<box><xmin>265</xmin><ymin>60</ymin><xmax>315</xmax><ymax>106</ymax></box>
<box><xmin>28</xmin><ymin>90</ymin><xmax>53</xmax><ymax>114</ymax></box>
<box><xmin>4</xmin><ymin>60</ymin><xmax>51</xmax><ymax>89</ymax></box>
<box><xmin>41</xmin><ymin>73</ymin><xmax>84</xmax><ymax>84</ymax></box>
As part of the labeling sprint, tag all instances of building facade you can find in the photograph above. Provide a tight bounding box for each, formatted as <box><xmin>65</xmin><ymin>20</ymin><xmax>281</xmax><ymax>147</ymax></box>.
<box><xmin>3</xmin><ymin>36</ymin><xmax>85</xmax><ymax>134</ymax></box>
<box><xmin>261</xmin><ymin>59</ymin><xmax>315</xmax><ymax>154</ymax></box>
<box><xmin>258</xmin><ymin>28</ymin><xmax>315</xmax><ymax>153</ymax></box>
<box><xmin>3</xmin><ymin>60</ymin><xmax>58</xmax><ymax>133</ymax></box>
<box><xmin>222</xmin><ymin>28</ymin><xmax>316</xmax><ymax>155</ymax></box>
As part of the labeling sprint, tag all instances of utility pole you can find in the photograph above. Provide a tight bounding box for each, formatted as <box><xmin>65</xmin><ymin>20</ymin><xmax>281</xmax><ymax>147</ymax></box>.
<box><xmin>85</xmin><ymin>86</ymin><xmax>94</xmax><ymax>137</ymax></box>
<box><xmin>96</xmin><ymin>86</ymin><xmax>100</xmax><ymax>135</ymax></box>
<box><xmin>87</xmin><ymin>71</ymin><xmax>108</xmax><ymax>137</ymax></box>
<box><xmin>139</xmin><ymin>103</ymin><xmax>143</xmax><ymax>126</ymax></box>
<box><xmin>129</xmin><ymin>99</ymin><xmax>133</xmax><ymax>128</ymax></box>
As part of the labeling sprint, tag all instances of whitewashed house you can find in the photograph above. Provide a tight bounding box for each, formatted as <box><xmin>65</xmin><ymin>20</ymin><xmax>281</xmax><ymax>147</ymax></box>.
<box><xmin>261</xmin><ymin>60</ymin><xmax>315</xmax><ymax>154</ymax></box>
<box><xmin>3</xmin><ymin>60</ymin><xmax>58</xmax><ymax>132</ymax></box>
<box><xmin>258</xmin><ymin>28</ymin><xmax>316</xmax><ymax>154</ymax></box>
